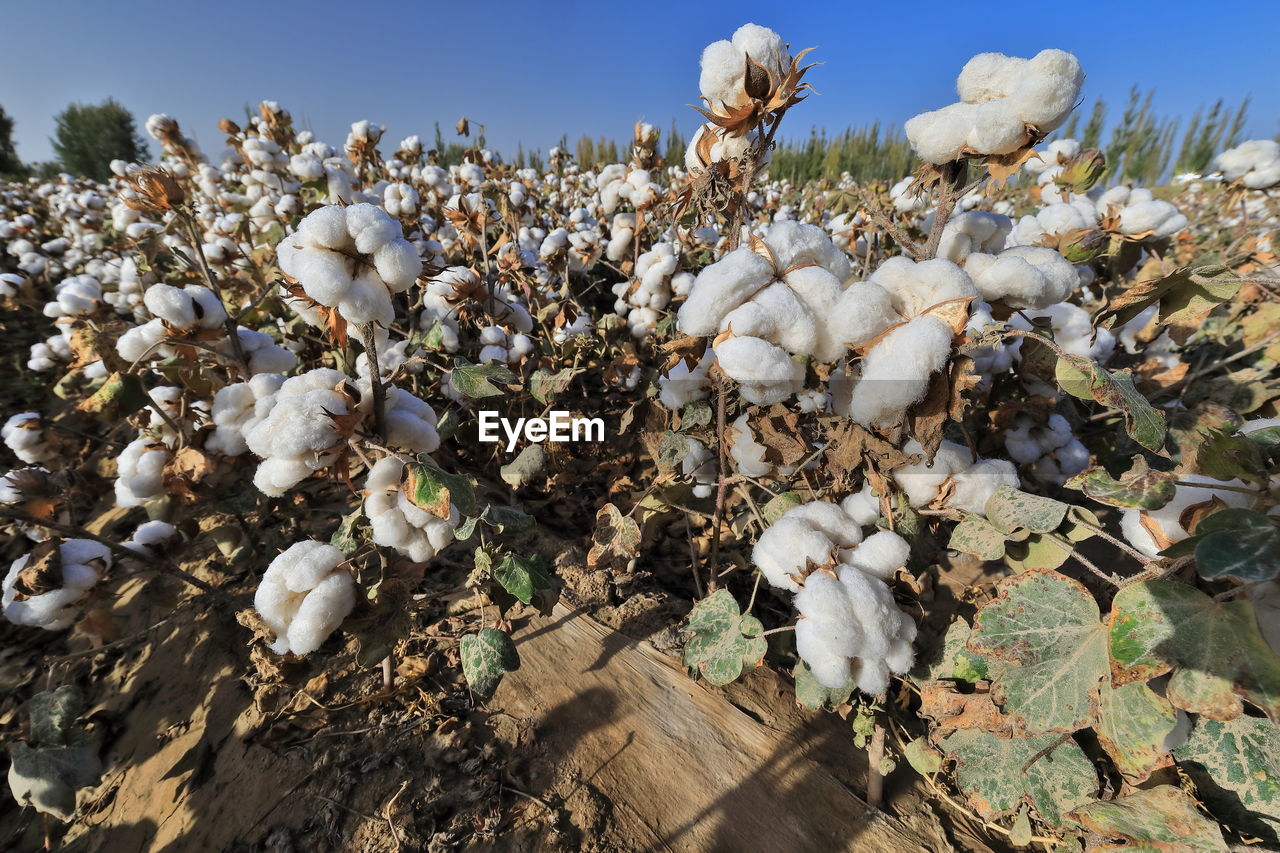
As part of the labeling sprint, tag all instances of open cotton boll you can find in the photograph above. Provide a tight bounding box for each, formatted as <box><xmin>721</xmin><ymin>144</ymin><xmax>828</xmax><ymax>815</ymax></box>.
<box><xmin>1117</xmin><ymin>200</ymin><xmax>1187</xmax><ymax>238</ymax></box>
<box><xmin>3</xmin><ymin>413</ymin><xmax>56</xmax><ymax>466</ymax></box>
<box><xmin>935</xmin><ymin>211</ymin><xmax>1012</xmax><ymax>264</ymax></box>
<box><xmin>1003</xmin><ymin>413</ymin><xmax>1089</xmax><ymax>485</ymax></box>
<box><xmin>713</xmin><ymin>336</ymin><xmax>804</xmax><ymax>404</ymax></box>
<box><xmin>677</xmin><ymin>248</ymin><xmax>776</xmax><ymax>336</ymax></box>
<box><xmin>244</xmin><ymin>369</ymin><xmax>356</xmax><ymax>496</ymax></box>
<box><xmin>845</xmin><ymin>315</ymin><xmax>954</xmax><ymax>427</ymax></box>
<box><xmin>363</xmin><ymin>457</ymin><xmax>458</xmax><ymax>563</ymax></box>
<box><xmin>754</xmin><ymin>516</ymin><xmax>839</xmax><ymax>592</ymax></box>
<box><xmin>843</xmin><ymin>530</ymin><xmax>910</xmax><ymax>579</ymax></box>
<box><xmin>1010</xmin><ymin>50</ymin><xmax>1085</xmax><ymax>130</ymax></box>
<box><xmin>950</xmin><ymin>459</ymin><xmax>1020</xmax><ymax>514</ymax></box>
<box><xmin>904</xmin><ymin>103</ymin><xmax>976</xmax><ymax>165</ymax></box>
<box><xmin>1025</xmin><ymin>139</ymin><xmax>1082</xmax><ymax>175</ymax></box>
<box><xmin>680</xmin><ymin>438</ymin><xmax>719</xmax><ymax>498</ymax></box>
<box><xmin>1213</xmin><ymin>139</ymin><xmax>1280</xmax><ymax>189</ymax></box>
<box><xmin>956</xmin><ymin>53</ymin><xmax>1027</xmax><ymax>104</ymax></box>
<box><xmin>765</xmin><ymin>220</ymin><xmax>853</xmax><ymax>282</ymax></box>
<box><xmin>1120</xmin><ymin>475</ymin><xmax>1256</xmax><ymax>558</ymax></box>
<box><xmin>369</xmin><ymin>385</ymin><xmax>441</xmax><ymax>455</ymax></box>
<box><xmin>868</xmin><ymin>256</ymin><xmax>976</xmax><ymax>319</ymax></box>
<box><xmin>964</xmin><ymin>245</ymin><xmax>1077</xmax><ymax>309</ymax></box>
<box><xmin>122</xmin><ymin>520</ymin><xmax>179</xmax><ymax>557</ymax></box>
<box><xmin>719</xmin><ymin>281</ymin><xmax>816</xmax><ymax>355</ymax></box>
<box><xmin>698</xmin><ymin>23</ymin><xmax>788</xmax><ymax>108</ymax></box>
<box><xmin>3</xmin><ymin>539</ymin><xmax>112</xmax><ymax>630</ymax></box>
<box><xmin>114</xmin><ymin>437</ymin><xmax>170</xmax><ymax>507</ymax></box>
<box><xmin>841</xmin><ymin>484</ymin><xmax>883</xmax><ymax>527</ymax></box>
<box><xmin>254</xmin><ymin>541</ymin><xmax>355</xmax><ymax>655</ymax></box>
<box><xmin>1010</xmin><ymin>303</ymin><xmax>1115</xmax><ymax>362</ymax></box>
<box><xmin>794</xmin><ymin>571</ymin><xmax>863</xmax><ymax>687</ymax></box>
<box><xmin>659</xmin><ymin>351</ymin><xmax>713</xmax><ymax>410</ymax></box>
<box><xmin>206</xmin><ymin>373</ymin><xmax>285</xmax><ymax>457</ymax></box>
<box><xmin>889</xmin><ymin>177</ymin><xmax>927</xmax><ymax>214</ymax></box>
<box><xmin>891</xmin><ymin>439</ymin><xmax>971</xmax><ymax>507</ymax></box>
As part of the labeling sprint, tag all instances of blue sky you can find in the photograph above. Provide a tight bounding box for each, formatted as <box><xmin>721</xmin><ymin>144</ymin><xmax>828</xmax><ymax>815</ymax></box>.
<box><xmin>5</xmin><ymin>0</ymin><xmax>1278</xmax><ymax>164</ymax></box>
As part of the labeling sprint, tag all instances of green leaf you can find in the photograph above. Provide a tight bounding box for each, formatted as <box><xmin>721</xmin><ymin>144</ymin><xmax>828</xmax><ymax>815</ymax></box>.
<box><xmin>903</xmin><ymin>736</ymin><xmax>942</xmax><ymax>776</ymax></box>
<box><xmin>1065</xmin><ymin>458</ymin><xmax>1177</xmax><ymax>510</ymax></box>
<box><xmin>479</xmin><ymin>503</ymin><xmax>536</xmax><ymax>534</ymax></box>
<box><xmin>761</xmin><ymin>491</ymin><xmax>803</xmax><ymax>524</ymax></box>
<box><xmin>1055</xmin><ymin>354</ymin><xmax>1167</xmax><ymax>452</ymax></box>
<box><xmin>449</xmin><ymin>358</ymin><xmax>518</xmax><ymax>399</ymax></box>
<box><xmin>75</xmin><ymin>371</ymin><xmax>147</xmax><ymax>419</ymax></box>
<box><xmin>404</xmin><ymin>456</ymin><xmax>477</xmax><ymax>517</ymax></box>
<box><xmin>1093</xmin><ymin>680</ymin><xmax>1177</xmax><ymax>782</ymax></box>
<box><xmin>915</xmin><ymin>618</ymin><xmax>992</xmax><ymax>684</ymax></box>
<box><xmin>683</xmin><ymin>589</ymin><xmax>766</xmax><ymax>687</ymax></box>
<box><xmin>1109</xmin><ymin>579</ymin><xmax>1280</xmax><ymax>720</ymax></box>
<box><xmin>680</xmin><ymin>400</ymin><xmax>713</xmax><ymax>430</ymax></box>
<box><xmin>329</xmin><ymin>508</ymin><xmax>366</xmax><ymax>555</ymax></box>
<box><xmin>984</xmin><ymin>486</ymin><xmax>1070</xmax><ymax>535</ymax></box>
<box><xmin>529</xmin><ymin>367</ymin><xmax>574</xmax><ymax>404</ymax></box>
<box><xmin>1067</xmin><ymin>786</ymin><xmax>1229</xmax><ymax>852</ymax></box>
<box><xmin>968</xmin><ymin>570</ymin><xmax>1108</xmax><ymax>734</ymax></box>
<box><xmin>1004</xmin><ymin>532</ymin><xmax>1075</xmax><ymax>573</ymax></box>
<box><xmin>657</xmin><ymin>431</ymin><xmax>692</xmax><ymax>467</ymax></box>
<box><xmin>500</xmin><ymin>444</ymin><xmax>545</xmax><ymax>490</ymax></box>
<box><xmin>1173</xmin><ymin>715</ymin><xmax>1280</xmax><ymax>843</ymax></box>
<box><xmin>940</xmin><ymin>728</ymin><xmax>1096</xmax><ymax>825</ymax></box>
<box><xmin>949</xmin><ymin>514</ymin><xmax>1009</xmax><ymax>561</ymax></box>
<box><xmin>1100</xmin><ymin>266</ymin><xmax>1239</xmax><ymax>332</ymax></box>
<box><xmin>28</xmin><ymin>686</ymin><xmax>85</xmax><ymax>748</ymax></box>
<box><xmin>587</xmin><ymin>502</ymin><xmax>641</xmax><ymax>569</ymax></box>
<box><xmin>1191</xmin><ymin>508</ymin><xmax>1280</xmax><ymax>582</ymax></box>
<box><xmin>793</xmin><ymin>660</ymin><xmax>852</xmax><ymax>710</ymax></box>
<box><xmin>494</xmin><ymin>553</ymin><xmax>553</xmax><ymax>605</ymax></box>
<box><xmin>460</xmin><ymin>628</ymin><xmax>520</xmax><ymax>701</ymax></box>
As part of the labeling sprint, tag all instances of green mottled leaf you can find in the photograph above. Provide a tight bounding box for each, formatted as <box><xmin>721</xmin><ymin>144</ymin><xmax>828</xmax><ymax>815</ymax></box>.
<box><xmin>404</xmin><ymin>456</ymin><xmax>476</xmax><ymax>517</ymax></box>
<box><xmin>1055</xmin><ymin>355</ymin><xmax>1166</xmax><ymax>452</ymax></box>
<box><xmin>76</xmin><ymin>371</ymin><xmax>146</xmax><ymax>419</ymax></box>
<box><xmin>985</xmin><ymin>486</ymin><xmax>1070</xmax><ymax>535</ymax></box>
<box><xmin>1004</xmin><ymin>532</ymin><xmax>1075</xmax><ymax>572</ymax></box>
<box><xmin>479</xmin><ymin>503</ymin><xmax>536</xmax><ymax>534</ymax></box>
<box><xmin>460</xmin><ymin>628</ymin><xmax>520</xmax><ymax>701</ymax></box>
<box><xmin>903</xmin><ymin>736</ymin><xmax>942</xmax><ymax>776</ymax></box>
<box><xmin>1192</xmin><ymin>508</ymin><xmax>1280</xmax><ymax>582</ymax></box>
<box><xmin>500</xmin><ymin>444</ymin><xmax>545</xmax><ymax>490</ymax></box>
<box><xmin>449</xmin><ymin>358</ymin><xmax>518</xmax><ymax>399</ymax></box>
<box><xmin>1065</xmin><ymin>458</ymin><xmax>1177</xmax><ymax>510</ymax></box>
<box><xmin>8</xmin><ymin>743</ymin><xmax>101</xmax><ymax>821</ymax></box>
<box><xmin>915</xmin><ymin>618</ymin><xmax>991</xmax><ymax>684</ymax></box>
<box><xmin>684</xmin><ymin>589</ymin><xmax>766</xmax><ymax>686</ymax></box>
<box><xmin>1109</xmin><ymin>579</ymin><xmax>1280</xmax><ymax>720</ymax></box>
<box><xmin>329</xmin><ymin>508</ymin><xmax>366</xmax><ymax>555</ymax></box>
<box><xmin>28</xmin><ymin>686</ymin><xmax>85</xmax><ymax>748</ymax></box>
<box><xmin>657</xmin><ymin>431</ymin><xmax>692</xmax><ymax>467</ymax></box>
<box><xmin>1067</xmin><ymin>785</ymin><xmax>1228</xmax><ymax>852</ymax></box>
<box><xmin>529</xmin><ymin>367</ymin><xmax>574</xmax><ymax>404</ymax></box>
<box><xmin>1173</xmin><ymin>715</ymin><xmax>1280</xmax><ymax>843</ymax></box>
<box><xmin>941</xmin><ymin>728</ymin><xmax>1096</xmax><ymax>825</ymax></box>
<box><xmin>969</xmin><ymin>570</ymin><xmax>1107</xmax><ymax>734</ymax></box>
<box><xmin>793</xmin><ymin>660</ymin><xmax>852</xmax><ymax>711</ymax></box>
<box><xmin>950</xmin><ymin>513</ymin><xmax>1008</xmax><ymax>561</ymax></box>
<box><xmin>494</xmin><ymin>553</ymin><xmax>553</xmax><ymax>605</ymax></box>
<box><xmin>1093</xmin><ymin>680</ymin><xmax>1177</xmax><ymax>781</ymax></box>
<box><xmin>680</xmin><ymin>400</ymin><xmax>713</xmax><ymax>430</ymax></box>
<box><xmin>761</xmin><ymin>491</ymin><xmax>803</xmax><ymax>524</ymax></box>
<box><xmin>587</xmin><ymin>502</ymin><xmax>641</xmax><ymax>568</ymax></box>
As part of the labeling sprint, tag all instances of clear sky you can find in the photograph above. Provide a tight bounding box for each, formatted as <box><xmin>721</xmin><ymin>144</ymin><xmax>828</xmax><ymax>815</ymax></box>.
<box><xmin>5</xmin><ymin>0</ymin><xmax>1279</xmax><ymax>164</ymax></box>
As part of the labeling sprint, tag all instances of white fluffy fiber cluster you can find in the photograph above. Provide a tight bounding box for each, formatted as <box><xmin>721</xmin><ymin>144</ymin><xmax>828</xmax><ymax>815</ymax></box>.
<box><xmin>1096</xmin><ymin>186</ymin><xmax>1187</xmax><ymax>238</ymax></box>
<box><xmin>905</xmin><ymin>50</ymin><xmax>1084</xmax><ymax>164</ymax></box>
<box><xmin>752</xmin><ymin>499</ymin><xmax>915</xmax><ymax>693</ymax></box>
<box><xmin>478</xmin><ymin>325</ymin><xmax>536</xmax><ymax>365</ymax></box>
<box><xmin>890</xmin><ymin>439</ymin><xmax>1020</xmax><ymax>514</ymax></box>
<box><xmin>936</xmin><ymin>211</ymin><xmax>1080</xmax><ymax>309</ymax></box>
<box><xmin>1011</xmin><ymin>302</ymin><xmax>1116</xmax><ymax>362</ymax></box>
<box><xmin>659</xmin><ymin>351</ymin><xmax>713</xmax><ymax>411</ymax></box>
<box><xmin>276</xmin><ymin>203</ymin><xmax>422</xmax><ymax>327</ymax></box>
<box><xmin>612</xmin><ymin>243</ymin><xmax>690</xmax><ymax>338</ymax></box>
<box><xmin>364</xmin><ymin>457</ymin><xmax>458</xmax><ymax>563</ymax></box>
<box><xmin>699</xmin><ymin>23</ymin><xmax>789</xmax><ymax>109</ymax></box>
<box><xmin>1214</xmin><ymin>140</ymin><xmax>1280</xmax><ymax>189</ymax></box>
<box><xmin>206</xmin><ymin>373</ymin><xmax>287</xmax><ymax>456</ymax></box>
<box><xmin>3</xmin><ymin>414</ymin><xmax>55</xmax><ymax>465</ymax></box>
<box><xmin>596</xmin><ymin>165</ymin><xmax>662</xmax><ymax>216</ymax></box>
<box><xmin>254</xmin><ymin>541</ymin><xmax>356</xmax><ymax>656</ymax></box>
<box><xmin>2</xmin><ymin>539</ymin><xmax>112</xmax><ymax>630</ymax></box>
<box><xmin>677</xmin><ymin>221</ymin><xmax>853</xmax><ymax>404</ymax></box>
<box><xmin>1003</xmin><ymin>414</ymin><xmax>1090</xmax><ymax>485</ymax></box>
<box><xmin>114</xmin><ymin>437</ymin><xmax>171</xmax><ymax>507</ymax></box>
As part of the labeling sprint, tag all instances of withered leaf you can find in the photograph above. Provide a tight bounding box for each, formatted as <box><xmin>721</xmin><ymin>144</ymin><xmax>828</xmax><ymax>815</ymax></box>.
<box><xmin>11</xmin><ymin>540</ymin><xmax>64</xmax><ymax>601</ymax></box>
<box><xmin>750</xmin><ymin>404</ymin><xmax>808</xmax><ymax>467</ymax></box>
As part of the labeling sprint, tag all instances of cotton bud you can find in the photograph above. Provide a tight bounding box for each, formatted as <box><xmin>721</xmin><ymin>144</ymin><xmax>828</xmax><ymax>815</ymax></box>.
<box><xmin>1055</xmin><ymin>149</ymin><xmax>1106</xmax><ymax>193</ymax></box>
<box><xmin>1055</xmin><ymin>227</ymin><xmax>1106</xmax><ymax>264</ymax></box>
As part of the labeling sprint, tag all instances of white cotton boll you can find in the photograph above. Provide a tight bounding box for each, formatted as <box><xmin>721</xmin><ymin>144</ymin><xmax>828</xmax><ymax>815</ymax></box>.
<box><xmin>376</xmin><ymin>387</ymin><xmax>441</xmax><ymax>455</ymax></box>
<box><xmin>936</xmin><ymin>211</ymin><xmax>1012</xmax><ymax>264</ymax></box>
<box><xmin>3</xmin><ymin>414</ymin><xmax>55</xmax><ymax>466</ymax></box>
<box><xmin>905</xmin><ymin>103</ymin><xmax>976</xmax><ymax>164</ymax></box>
<box><xmin>680</xmin><ymin>439</ymin><xmax>719</xmax><ymax>498</ymax></box>
<box><xmin>869</xmin><ymin>256</ymin><xmax>976</xmax><ymax>319</ymax></box>
<box><xmin>659</xmin><ymin>351</ymin><xmax>713</xmax><ymax>410</ymax></box>
<box><xmin>968</xmin><ymin>99</ymin><xmax>1029</xmax><ymax>156</ymax></box>
<box><xmin>1010</xmin><ymin>50</ymin><xmax>1085</xmax><ymax>130</ymax></box>
<box><xmin>373</xmin><ymin>240</ymin><xmax>423</xmax><ymax>291</ymax></box>
<box><xmin>714</xmin><ymin>336</ymin><xmax>804</xmax><ymax>403</ymax></box>
<box><xmin>950</xmin><ymin>458</ymin><xmax>1020</xmax><ymax>515</ymax></box>
<box><xmin>846</xmin><ymin>315</ymin><xmax>954</xmax><ymax>428</ymax></box>
<box><xmin>844</xmin><ymin>530</ymin><xmax>910</xmax><ymax>580</ymax></box>
<box><xmin>143</xmin><ymin>284</ymin><xmax>196</xmax><ymax>328</ymax></box>
<box><xmin>254</xmin><ymin>541</ymin><xmax>355</xmax><ymax>655</ymax></box>
<box><xmin>755</xmin><ymin>516</ymin><xmax>838</xmax><ymax>592</ymax></box>
<box><xmin>1011</xmin><ymin>303</ymin><xmax>1114</xmax><ymax>362</ymax></box>
<box><xmin>720</xmin><ymin>281</ymin><xmax>816</xmax><ymax>354</ymax></box>
<box><xmin>114</xmin><ymin>437</ymin><xmax>169</xmax><ymax>507</ymax></box>
<box><xmin>1120</xmin><ymin>475</ymin><xmax>1255</xmax><ymax>557</ymax></box>
<box><xmin>795</xmin><ymin>571</ymin><xmax>862</xmax><ymax>687</ymax></box>
<box><xmin>841</xmin><ymin>484</ymin><xmax>882</xmax><ymax>527</ymax></box>
<box><xmin>364</xmin><ymin>457</ymin><xmax>457</xmax><ymax>562</ymax></box>
<box><xmin>3</xmin><ymin>539</ymin><xmax>112</xmax><ymax>630</ymax></box>
<box><xmin>892</xmin><ymin>439</ymin><xmax>971</xmax><ymax>507</ymax></box>
<box><xmin>957</xmin><ymin>53</ymin><xmax>1028</xmax><ymax>103</ymax></box>
<box><xmin>765</xmin><ymin>221</ymin><xmax>852</xmax><ymax>282</ymax></box>
<box><xmin>728</xmin><ymin>413</ymin><xmax>775</xmax><ymax>479</ymax></box>
<box><xmin>790</xmin><ymin>501</ymin><xmax>863</xmax><ymax>549</ymax></box>
<box><xmin>123</xmin><ymin>520</ymin><xmax>178</xmax><ymax>556</ymax></box>
<box><xmin>828</xmin><ymin>282</ymin><xmax>901</xmax><ymax>349</ymax></box>
<box><xmin>693</xmin><ymin>249</ymin><xmax>790</xmax><ymax>318</ymax></box>
<box><xmin>1118</xmin><ymin>200</ymin><xmax>1186</xmax><ymax>238</ymax></box>
<box><xmin>964</xmin><ymin>245</ymin><xmax>1077</xmax><ymax>309</ymax></box>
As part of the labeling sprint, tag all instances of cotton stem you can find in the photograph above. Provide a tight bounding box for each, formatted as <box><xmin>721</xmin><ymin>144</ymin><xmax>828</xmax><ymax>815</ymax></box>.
<box><xmin>360</xmin><ymin>322</ymin><xmax>387</xmax><ymax>440</ymax></box>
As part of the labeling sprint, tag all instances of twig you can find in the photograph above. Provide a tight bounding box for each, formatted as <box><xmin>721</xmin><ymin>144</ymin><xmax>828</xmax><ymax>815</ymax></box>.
<box><xmin>707</xmin><ymin>379</ymin><xmax>729</xmax><ymax>593</ymax></box>
<box><xmin>360</xmin><ymin>322</ymin><xmax>387</xmax><ymax>440</ymax></box>
<box><xmin>866</xmin><ymin>718</ymin><xmax>886</xmax><ymax>810</ymax></box>
<box><xmin>922</xmin><ymin>160</ymin><xmax>967</xmax><ymax>260</ymax></box>
<box><xmin>177</xmin><ymin>210</ymin><xmax>249</xmax><ymax>375</ymax></box>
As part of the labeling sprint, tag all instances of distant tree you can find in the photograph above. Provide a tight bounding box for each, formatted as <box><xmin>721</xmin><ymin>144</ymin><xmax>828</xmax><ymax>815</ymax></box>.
<box><xmin>0</xmin><ymin>105</ymin><xmax>25</xmax><ymax>178</ymax></box>
<box><xmin>665</xmin><ymin>120</ymin><xmax>686</xmax><ymax>166</ymax></box>
<box><xmin>51</xmin><ymin>99</ymin><xmax>147</xmax><ymax>181</ymax></box>
<box><xmin>1081</xmin><ymin>98</ymin><xmax>1107</xmax><ymax>149</ymax></box>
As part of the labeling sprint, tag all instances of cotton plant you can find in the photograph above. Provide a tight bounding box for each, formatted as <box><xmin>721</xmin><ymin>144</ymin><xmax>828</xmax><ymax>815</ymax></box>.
<box><xmin>1120</xmin><ymin>474</ymin><xmax>1257</xmax><ymax>558</ymax></box>
<box><xmin>2</xmin><ymin>539</ymin><xmax>113</xmax><ymax>631</ymax></box>
<box><xmin>612</xmin><ymin>242</ymin><xmax>681</xmax><ymax>338</ymax></box>
<box><xmin>1096</xmin><ymin>186</ymin><xmax>1188</xmax><ymax>240</ymax></box>
<box><xmin>905</xmin><ymin>49</ymin><xmax>1084</xmax><ymax>164</ymax></box>
<box><xmin>363</xmin><ymin>457</ymin><xmax>459</xmax><ymax>562</ymax></box>
<box><xmin>1213</xmin><ymin>139</ymin><xmax>1280</xmax><ymax>190</ymax></box>
<box><xmin>253</xmin><ymin>541</ymin><xmax>356</xmax><ymax>656</ymax></box>
<box><xmin>1003</xmin><ymin>413</ymin><xmax>1091</xmax><ymax>486</ymax></box>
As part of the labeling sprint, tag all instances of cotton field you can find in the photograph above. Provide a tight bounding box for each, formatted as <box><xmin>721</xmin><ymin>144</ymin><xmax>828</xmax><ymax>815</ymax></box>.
<box><xmin>2</xmin><ymin>18</ymin><xmax>1279</xmax><ymax>852</ymax></box>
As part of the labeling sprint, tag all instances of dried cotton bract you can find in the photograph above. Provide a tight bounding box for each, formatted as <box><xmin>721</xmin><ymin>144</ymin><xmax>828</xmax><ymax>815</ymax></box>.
<box><xmin>905</xmin><ymin>50</ymin><xmax>1084</xmax><ymax>164</ymax></box>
